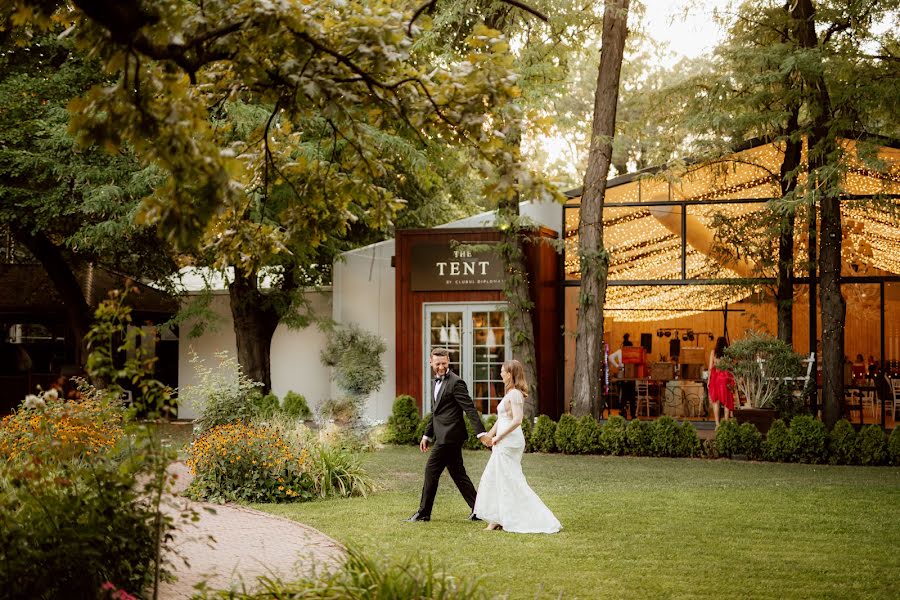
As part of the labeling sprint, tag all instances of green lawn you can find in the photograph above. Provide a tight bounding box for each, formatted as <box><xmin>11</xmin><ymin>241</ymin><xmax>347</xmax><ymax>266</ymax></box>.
<box><xmin>257</xmin><ymin>446</ymin><xmax>900</xmax><ymax>599</ymax></box>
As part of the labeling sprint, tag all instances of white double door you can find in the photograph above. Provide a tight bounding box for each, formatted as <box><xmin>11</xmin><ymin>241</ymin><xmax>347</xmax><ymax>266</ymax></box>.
<box><xmin>423</xmin><ymin>303</ymin><xmax>510</xmax><ymax>415</ymax></box>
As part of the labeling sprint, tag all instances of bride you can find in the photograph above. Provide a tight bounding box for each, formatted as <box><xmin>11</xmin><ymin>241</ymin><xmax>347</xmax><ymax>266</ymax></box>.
<box><xmin>474</xmin><ymin>359</ymin><xmax>561</xmax><ymax>534</ymax></box>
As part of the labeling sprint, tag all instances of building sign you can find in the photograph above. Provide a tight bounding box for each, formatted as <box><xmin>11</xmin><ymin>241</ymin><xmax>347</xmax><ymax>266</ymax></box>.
<box><xmin>410</xmin><ymin>242</ymin><xmax>505</xmax><ymax>291</ymax></box>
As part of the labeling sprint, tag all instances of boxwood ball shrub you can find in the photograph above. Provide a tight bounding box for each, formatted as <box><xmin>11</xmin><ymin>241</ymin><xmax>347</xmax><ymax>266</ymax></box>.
<box><xmin>555</xmin><ymin>414</ymin><xmax>579</xmax><ymax>454</ymax></box>
<box><xmin>738</xmin><ymin>423</ymin><xmax>763</xmax><ymax>461</ymax></box>
<box><xmin>575</xmin><ymin>415</ymin><xmax>603</xmax><ymax>454</ymax></box>
<box><xmin>651</xmin><ymin>415</ymin><xmax>688</xmax><ymax>457</ymax></box>
<box><xmin>788</xmin><ymin>415</ymin><xmax>827</xmax><ymax>464</ymax></box>
<box><xmin>714</xmin><ymin>419</ymin><xmax>741</xmax><ymax>458</ymax></box>
<box><xmin>386</xmin><ymin>395</ymin><xmax>420</xmax><ymax>445</ymax></box>
<box><xmin>521</xmin><ymin>414</ymin><xmax>534</xmax><ymax>452</ymax></box>
<box><xmin>252</xmin><ymin>391</ymin><xmax>281</xmax><ymax>419</ymax></box>
<box><xmin>828</xmin><ymin>419</ymin><xmax>859</xmax><ymax>465</ymax></box>
<box><xmin>283</xmin><ymin>391</ymin><xmax>312</xmax><ymax>420</ymax></box>
<box><xmin>679</xmin><ymin>421</ymin><xmax>702</xmax><ymax>458</ymax></box>
<box><xmin>857</xmin><ymin>425</ymin><xmax>887</xmax><ymax>466</ymax></box>
<box><xmin>889</xmin><ymin>427</ymin><xmax>900</xmax><ymax>466</ymax></box>
<box><xmin>600</xmin><ymin>415</ymin><xmax>628</xmax><ymax>456</ymax></box>
<box><xmin>626</xmin><ymin>419</ymin><xmax>653</xmax><ymax>456</ymax></box>
<box><xmin>531</xmin><ymin>415</ymin><xmax>557</xmax><ymax>453</ymax></box>
<box><xmin>763</xmin><ymin>419</ymin><xmax>791</xmax><ymax>462</ymax></box>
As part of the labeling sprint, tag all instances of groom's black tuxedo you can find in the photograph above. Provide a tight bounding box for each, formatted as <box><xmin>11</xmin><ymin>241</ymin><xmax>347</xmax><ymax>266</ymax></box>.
<box><xmin>415</xmin><ymin>371</ymin><xmax>485</xmax><ymax>519</ymax></box>
<box><xmin>424</xmin><ymin>371</ymin><xmax>486</xmax><ymax>444</ymax></box>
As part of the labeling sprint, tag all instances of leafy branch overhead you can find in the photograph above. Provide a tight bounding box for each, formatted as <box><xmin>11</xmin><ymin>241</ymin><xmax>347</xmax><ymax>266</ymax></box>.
<box><xmin>9</xmin><ymin>0</ymin><xmax>532</xmax><ymax>269</ymax></box>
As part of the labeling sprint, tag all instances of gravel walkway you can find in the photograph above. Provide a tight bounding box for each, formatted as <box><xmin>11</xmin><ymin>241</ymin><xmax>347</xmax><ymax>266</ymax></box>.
<box><xmin>157</xmin><ymin>462</ymin><xmax>345</xmax><ymax>599</ymax></box>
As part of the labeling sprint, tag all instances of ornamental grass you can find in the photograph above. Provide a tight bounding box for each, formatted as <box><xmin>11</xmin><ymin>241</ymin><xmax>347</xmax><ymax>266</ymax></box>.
<box><xmin>186</xmin><ymin>421</ymin><xmax>314</xmax><ymax>503</ymax></box>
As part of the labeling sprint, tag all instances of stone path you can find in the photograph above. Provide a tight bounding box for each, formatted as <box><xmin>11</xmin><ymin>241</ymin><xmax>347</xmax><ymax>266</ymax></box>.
<box><xmin>157</xmin><ymin>462</ymin><xmax>345</xmax><ymax>599</ymax></box>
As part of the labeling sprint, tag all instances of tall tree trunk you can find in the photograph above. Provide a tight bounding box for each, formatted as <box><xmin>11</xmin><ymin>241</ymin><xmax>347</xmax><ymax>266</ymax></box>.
<box><xmin>776</xmin><ymin>108</ymin><xmax>802</xmax><ymax>345</ymax></box>
<box><xmin>792</xmin><ymin>0</ymin><xmax>843</xmax><ymax>427</ymax></box>
<box><xmin>571</xmin><ymin>0</ymin><xmax>630</xmax><ymax>417</ymax></box>
<box><xmin>229</xmin><ymin>265</ymin><xmax>279</xmax><ymax>394</ymax></box>
<box><xmin>14</xmin><ymin>227</ymin><xmax>92</xmax><ymax>366</ymax></box>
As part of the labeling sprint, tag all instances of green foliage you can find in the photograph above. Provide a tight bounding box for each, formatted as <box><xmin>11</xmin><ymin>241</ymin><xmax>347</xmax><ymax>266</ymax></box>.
<box><xmin>679</xmin><ymin>422</ymin><xmax>702</xmax><ymax>458</ymax></box>
<box><xmin>321</xmin><ymin>324</ymin><xmax>387</xmax><ymax>401</ymax></box>
<box><xmin>195</xmin><ymin>547</ymin><xmax>486</xmax><ymax>600</ymax></box>
<box><xmin>463</xmin><ymin>414</ymin><xmax>487</xmax><ymax>451</ymax></box>
<box><xmin>520</xmin><ymin>415</ymin><xmax>534</xmax><ymax>453</ymax></box>
<box><xmin>385</xmin><ymin>395</ymin><xmax>421</xmax><ymax>446</ymax></box>
<box><xmin>600</xmin><ymin>416</ymin><xmax>628</xmax><ymax>456</ymax></box>
<box><xmin>714</xmin><ymin>419</ymin><xmax>742</xmax><ymax>458</ymax></box>
<box><xmin>0</xmin><ymin>456</ymin><xmax>161</xmax><ymax>599</ymax></box>
<box><xmin>415</xmin><ymin>413</ymin><xmax>431</xmax><ymax>444</ymax></box>
<box><xmin>857</xmin><ymin>426</ymin><xmax>887</xmax><ymax>466</ymax></box>
<box><xmin>788</xmin><ymin>415</ymin><xmax>827</xmax><ymax>465</ymax></box>
<box><xmin>531</xmin><ymin>415</ymin><xmax>557</xmax><ymax>453</ymax></box>
<box><xmin>650</xmin><ymin>416</ymin><xmax>687</xmax><ymax>457</ymax></box>
<box><xmin>554</xmin><ymin>414</ymin><xmax>579</xmax><ymax>454</ymax></box>
<box><xmin>719</xmin><ymin>332</ymin><xmax>807</xmax><ymax>409</ymax></box>
<box><xmin>828</xmin><ymin>420</ymin><xmax>859</xmax><ymax>465</ymax></box>
<box><xmin>181</xmin><ymin>350</ymin><xmax>264</xmax><ymax>432</ymax></box>
<box><xmin>252</xmin><ymin>392</ymin><xmax>281</xmax><ymax>419</ymax></box>
<box><xmin>738</xmin><ymin>423</ymin><xmax>763</xmax><ymax>461</ymax></box>
<box><xmin>308</xmin><ymin>443</ymin><xmax>376</xmax><ymax>499</ymax></box>
<box><xmin>575</xmin><ymin>415</ymin><xmax>603</xmax><ymax>454</ymax></box>
<box><xmin>763</xmin><ymin>419</ymin><xmax>792</xmax><ymax>462</ymax></box>
<box><xmin>483</xmin><ymin>414</ymin><xmax>499</xmax><ymax>434</ymax></box>
<box><xmin>889</xmin><ymin>428</ymin><xmax>900</xmax><ymax>466</ymax></box>
<box><xmin>282</xmin><ymin>391</ymin><xmax>312</xmax><ymax>420</ymax></box>
<box><xmin>626</xmin><ymin>418</ymin><xmax>653</xmax><ymax>456</ymax></box>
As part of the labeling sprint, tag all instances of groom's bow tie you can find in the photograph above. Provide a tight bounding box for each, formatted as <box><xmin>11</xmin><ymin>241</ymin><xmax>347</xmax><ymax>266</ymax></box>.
<box><xmin>434</xmin><ymin>376</ymin><xmax>445</xmax><ymax>383</ymax></box>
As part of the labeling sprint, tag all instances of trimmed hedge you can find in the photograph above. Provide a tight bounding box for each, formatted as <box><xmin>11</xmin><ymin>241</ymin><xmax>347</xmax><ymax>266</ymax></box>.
<box><xmin>858</xmin><ymin>425</ymin><xmax>887</xmax><ymax>466</ymax></box>
<box><xmin>626</xmin><ymin>419</ymin><xmax>653</xmax><ymax>456</ymax></box>
<box><xmin>600</xmin><ymin>415</ymin><xmax>628</xmax><ymax>456</ymax></box>
<box><xmin>889</xmin><ymin>427</ymin><xmax>900</xmax><ymax>466</ymax></box>
<box><xmin>555</xmin><ymin>414</ymin><xmax>579</xmax><ymax>454</ymax></box>
<box><xmin>788</xmin><ymin>415</ymin><xmax>827</xmax><ymax>464</ymax></box>
<box><xmin>531</xmin><ymin>415</ymin><xmax>557</xmax><ymax>453</ymax></box>
<box><xmin>385</xmin><ymin>395</ymin><xmax>421</xmax><ymax>445</ymax></box>
<box><xmin>828</xmin><ymin>419</ymin><xmax>858</xmax><ymax>465</ymax></box>
<box><xmin>575</xmin><ymin>415</ymin><xmax>603</xmax><ymax>454</ymax></box>
<box><xmin>763</xmin><ymin>419</ymin><xmax>791</xmax><ymax>462</ymax></box>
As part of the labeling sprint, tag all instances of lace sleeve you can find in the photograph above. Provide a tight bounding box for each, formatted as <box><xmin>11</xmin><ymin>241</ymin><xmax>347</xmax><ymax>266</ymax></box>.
<box><xmin>509</xmin><ymin>389</ymin><xmax>525</xmax><ymax>407</ymax></box>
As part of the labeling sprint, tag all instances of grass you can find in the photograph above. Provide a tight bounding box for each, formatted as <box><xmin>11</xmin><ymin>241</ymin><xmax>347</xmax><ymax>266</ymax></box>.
<box><xmin>255</xmin><ymin>446</ymin><xmax>900</xmax><ymax>599</ymax></box>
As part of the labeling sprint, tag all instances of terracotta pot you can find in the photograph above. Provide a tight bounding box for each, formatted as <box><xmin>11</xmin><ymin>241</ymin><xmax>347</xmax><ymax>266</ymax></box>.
<box><xmin>734</xmin><ymin>407</ymin><xmax>780</xmax><ymax>434</ymax></box>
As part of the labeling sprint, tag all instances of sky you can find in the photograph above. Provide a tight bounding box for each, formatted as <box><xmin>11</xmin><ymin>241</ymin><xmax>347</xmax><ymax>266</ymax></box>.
<box><xmin>636</xmin><ymin>0</ymin><xmax>732</xmax><ymax>66</ymax></box>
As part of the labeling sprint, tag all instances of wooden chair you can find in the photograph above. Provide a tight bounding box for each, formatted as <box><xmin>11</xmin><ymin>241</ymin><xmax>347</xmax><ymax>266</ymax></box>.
<box><xmin>635</xmin><ymin>379</ymin><xmax>654</xmax><ymax>417</ymax></box>
<box><xmin>887</xmin><ymin>376</ymin><xmax>900</xmax><ymax>420</ymax></box>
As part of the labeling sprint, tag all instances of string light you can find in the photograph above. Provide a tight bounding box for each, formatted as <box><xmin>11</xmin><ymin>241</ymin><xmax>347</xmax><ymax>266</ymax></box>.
<box><xmin>564</xmin><ymin>138</ymin><xmax>900</xmax><ymax>321</ymax></box>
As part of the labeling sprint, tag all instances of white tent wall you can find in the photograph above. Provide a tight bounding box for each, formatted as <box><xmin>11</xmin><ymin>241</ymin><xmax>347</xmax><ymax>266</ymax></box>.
<box><xmin>177</xmin><ymin>289</ymin><xmax>333</xmax><ymax>419</ymax></box>
<box><xmin>331</xmin><ymin>239</ymin><xmax>396</xmax><ymax>422</ymax></box>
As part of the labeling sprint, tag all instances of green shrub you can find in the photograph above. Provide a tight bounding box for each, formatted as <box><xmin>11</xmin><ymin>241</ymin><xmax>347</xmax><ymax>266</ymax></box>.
<box><xmin>574</xmin><ymin>415</ymin><xmax>603</xmax><ymax>454</ymax></box>
<box><xmin>252</xmin><ymin>392</ymin><xmax>281</xmax><ymax>419</ymax></box>
<box><xmin>600</xmin><ymin>415</ymin><xmax>628</xmax><ymax>455</ymax></box>
<box><xmin>385</xmin><ymin>395</ymin><xmax>421</xmax><ymax>445</ymax></box>
<box><xmin>521</xmin><ymin>415</ymin><xmax>534</xmax><ymax>452</ymax></box>
<box><xmin>463</xmin><ymin>414</ymin><xmax>489</xmax><ymax>450</ymax></box>
<box><xmin>531</xmin><ymin>415</ymin><xmax>557</xmax><ymax>453</ymax></box>
<box><xmin>415</xmin><ymin>413</ymin><xmax>431</xmax><ymax>443</ymax></box>
<box><xmin>195</xmin><ymin>547</ymin><xmax>486</xmax><ymax>599</ymax></box>
<box><xmin>857</xmin><ymin>425</ymin><xmax>887</xmax><ymax>466</ymax></box>
<box><xmin>309</xmin><ymin>443</ymin><xmax>376</xmax><ymax>498</ymax></box>
<box><xmin>182</xmin><ymin>350</ymin><xmax>263</xmax><ymax>432</ymax></box>
<box><xmin>625</xmin><ymin>419</ymin><xmax>652</xmax><ymax>456</ymax></box>
<box><xmin>650</xmin><ymin>416</ymin><xmax>685</xmax><ymax>457</ymax></box>
<box><xmin>320</xmin><ymin>324</ymin><xmax>387</xmax><ymax>399</ymax></box>
<box><xmin>763</xmin><ymin>419</ymin><xmax>791</xmax><ymax>462</ymax></box>
<box><xmin>679</xmin><ymin>422</ymin><xmax>702</xmax><ymax>458</ymax></box>
<box><xmin>283</xmin><ymin>391</ymin><xmax>312</xmax><ymax>420</ymax></box>
<box><xmin>483</xmin><ymin>414</ymin><xmax>499</xmax><ymax>433</ymax></box>
<box><xmin>714</xmin><ymin>419</ymin><xmax>742</xmax><ymax>458</ymax></box>
<box><xmin>828</xmin><ymin>419</ymin><xmax>859</xmax><ymax>465</ymax></box>
<box><xmin>788</xmin><ymin>415</ymin><xmax>827</xmax><ymax>464</ymax></box>
<box><xmin>889</xmin><ymin>427</ymin><xmax>900</xmax><ymax>466</ymax></box>
<box><xmin>738</xmin><ymin>423</ymin><xmax>763</xmax><ymax>461</ymax></box>
<box><xmin>555</xmin><ymin>414</ymin><xmax>579</xmax><ymax>454</ymax></box>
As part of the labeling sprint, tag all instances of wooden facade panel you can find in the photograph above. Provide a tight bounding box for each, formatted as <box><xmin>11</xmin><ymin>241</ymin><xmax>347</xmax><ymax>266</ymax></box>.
<box><xmin>396</xmin><ymin>228</ymin><xmax>562</xmax><ymax>417</ymax></box>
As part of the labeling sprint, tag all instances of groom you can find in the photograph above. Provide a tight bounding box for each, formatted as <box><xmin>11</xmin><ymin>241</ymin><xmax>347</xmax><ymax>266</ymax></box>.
<box><xmin>405</xmin><ymin>347</ymin><xmax>491</xmax><ymax>522</ymax></box>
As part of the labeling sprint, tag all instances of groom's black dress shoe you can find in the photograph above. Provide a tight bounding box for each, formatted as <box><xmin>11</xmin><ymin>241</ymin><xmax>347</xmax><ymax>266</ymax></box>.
<box><xmin>468</xmin><ymin>512</ymin><xmax>481</xmax><ymax>521</ymax></box>
<box><xmin>404</xmin><ymin>512</ymin><xmax>430</xmax><ymax>522</ymax></box>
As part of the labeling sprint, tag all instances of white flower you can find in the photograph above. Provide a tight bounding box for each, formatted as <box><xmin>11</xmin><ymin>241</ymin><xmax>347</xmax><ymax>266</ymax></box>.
<box><xmin>43</xmin><ymin>388</ymin><xmax>59</xmax><ymax>401</ymax></box>
<box><xmin>23</xmin><ymin>394</ymin><xmax>46</xmax><ymax>409</ymax></box>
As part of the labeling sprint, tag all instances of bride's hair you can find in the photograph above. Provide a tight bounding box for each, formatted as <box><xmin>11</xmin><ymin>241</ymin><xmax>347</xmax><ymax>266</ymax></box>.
<box><xmin>502</xmin><ymin>359</ymin><xmax>529</xmax><ymax>397</ymax></box>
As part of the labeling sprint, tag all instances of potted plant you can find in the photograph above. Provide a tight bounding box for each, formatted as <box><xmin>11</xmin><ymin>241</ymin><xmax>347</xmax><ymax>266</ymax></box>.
<box><xmin>718</xmin><ymin>331</ymin><xmax>807</xmax><ymax>433</ymax></box>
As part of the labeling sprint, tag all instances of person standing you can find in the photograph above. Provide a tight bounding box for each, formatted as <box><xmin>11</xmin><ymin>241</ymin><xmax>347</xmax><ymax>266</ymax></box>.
<box><xmin>620</xmin><ymin>334</ymin><xmax>636</xmax><ymax>419</ymax></box>
<box><xmin>406</xmin><ymin>348</ymin><xmax>490</xmax><ymax>522</ymax></box>
<box><xmin>707</xmin><ymin>336</ymin><xmax>734</xmax><ymax>428</ymax></box>
<box><xmin>474</xmin><ymin>359</ymin><xmax>561</xmax><ymax>533</ymax></box>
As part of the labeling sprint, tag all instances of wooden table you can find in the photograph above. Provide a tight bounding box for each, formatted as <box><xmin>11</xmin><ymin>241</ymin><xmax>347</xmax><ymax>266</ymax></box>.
<box><xmin>662</xmin><ymin>380</ymin><xmax>706</xmax><ymax>418</ymax></box>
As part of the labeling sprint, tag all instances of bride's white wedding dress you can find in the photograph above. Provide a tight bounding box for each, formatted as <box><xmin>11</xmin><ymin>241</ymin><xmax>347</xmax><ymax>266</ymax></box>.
<box><xmin>474</xmin><ymin>390</ymin><xmax>561</xmax><ymax>534</ymax></box>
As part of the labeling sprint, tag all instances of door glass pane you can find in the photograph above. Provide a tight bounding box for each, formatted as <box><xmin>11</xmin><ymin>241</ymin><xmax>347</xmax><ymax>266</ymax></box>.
<box><xmin>472</xmin><ymin>310</ymin><xmax>507</xmax><ymax>414</ymax></box>
<box><xmin>429</xmin><ymin>311</ymin><xmax>463</xmax><ymax>377</ymax></box>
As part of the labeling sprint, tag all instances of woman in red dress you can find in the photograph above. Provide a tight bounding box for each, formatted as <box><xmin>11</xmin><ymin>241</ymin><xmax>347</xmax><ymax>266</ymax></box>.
<box><xmin>707</xmin><ymin>336</ymin><xmax>734</xmax><ymax>429</ymax></box>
